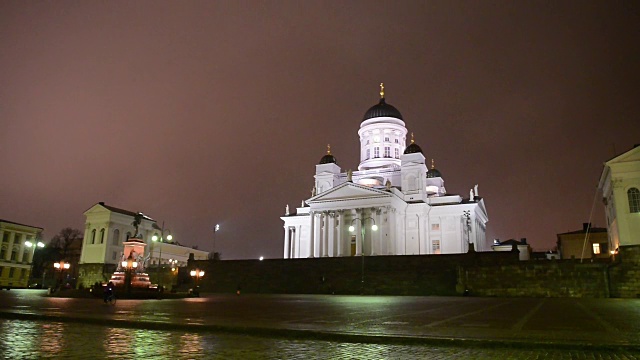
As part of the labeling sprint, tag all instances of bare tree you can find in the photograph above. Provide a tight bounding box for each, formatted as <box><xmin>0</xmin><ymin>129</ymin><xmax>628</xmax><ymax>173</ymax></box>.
<box><xmin>50</xmin><ymin>227</ymin><xmax>82</xmax><ymax>259</ymax></box>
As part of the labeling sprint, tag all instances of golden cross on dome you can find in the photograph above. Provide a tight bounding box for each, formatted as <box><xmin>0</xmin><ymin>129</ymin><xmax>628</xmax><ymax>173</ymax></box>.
<box><xmin>379</xmin><ymin>83</ymin><xmax>385</xmax><ymax>99</ymax></box>
<box><xmin>431</xmin><ymin>159</ymin><xmax>436</xmax><ymax>169</ymax></box>
<box><xmin>411</xmin><ymin>132</ymin><xmax>415</xmax><ymax>144</ymax></box>
<box><xmin>327</xmin><ymin>144</ymin><xmax>331</xmax><ymax>155</ymax></box>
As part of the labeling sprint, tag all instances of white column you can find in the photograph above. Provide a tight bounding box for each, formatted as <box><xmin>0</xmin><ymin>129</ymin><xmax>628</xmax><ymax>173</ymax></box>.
<box><xmin>315</xmin><ymin>213</ymin><xmax>322</xmax><ymax>257</ymax></box>
<box><xmin>389</xmin><ymin>208</ymin><xmax>396</xmax><ymax>255</ymax></box>
<box><xmin>321</xmin><ymin>213</ymin><xmax>328</xmax><ymax>257</ymax></box>
<box><xmin>369</xmin><ymin>208</ymin><xmax>376</xmax><ymax>255</ymax></box>
<box><xmin>292</xmin><ymin>226</ymin><xmax>298</xmax><ymax>258</ymax></box>
<box><xmin>370</xmin><ymin>209</ymin><xmax>376</xmax><ymax>256</ymax></box>
<box><xmin>355</xmin><ymin>209</ymin><xmax>363</xmax><ymax>256</ymax></box>
<box><xmin>328</xmin><ymin>213</ymin><xmax>335</xmax><ymax>257</ymax></box>
<box><xmin>284</xmin><ymin>226</ymin><xmax>291</xmax><ymax>259</ymax></box>
<box><xmin>337</xmin><ymin>211</ymin><xmax>344</xmax><ymax>257</ymax></box>
<box><xmin>376</xmin><ymin>208</ymin><xmax>383</xmax><ymax>255</ymax></box>
<box><xmin>309</xmin><ymin>212</ymin><xmax>315</xmax><ymax>258</ymax></box>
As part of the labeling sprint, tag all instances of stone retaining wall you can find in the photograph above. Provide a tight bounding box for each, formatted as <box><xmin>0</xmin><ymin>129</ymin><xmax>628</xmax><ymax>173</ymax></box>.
<box><xmin>80</xmin><ymin>245</ymin><xmax>640</xmax><ymax>298</ymax></box>
<box><xmin>191</xmin><ymin>251</ymin><xmax>519</xmax><ymax>296</ymax></box>
<box><xmin>608</xmin><ymin>245</ymin><xmax>640</xmax><ymax>298</ymax></box>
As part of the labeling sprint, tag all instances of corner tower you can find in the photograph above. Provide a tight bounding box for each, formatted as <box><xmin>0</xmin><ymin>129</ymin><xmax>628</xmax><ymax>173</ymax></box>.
<box><xmin>358</xmin><ymin>83</ymin><xmax>409</xmax><ymax>171</ymax></box>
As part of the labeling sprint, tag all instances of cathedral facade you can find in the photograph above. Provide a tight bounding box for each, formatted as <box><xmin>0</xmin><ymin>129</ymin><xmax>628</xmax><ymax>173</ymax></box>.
<box><xmin>281</xmin><ymin>85</ymin><xmax>489</xmax><ymax>258</ymax></box>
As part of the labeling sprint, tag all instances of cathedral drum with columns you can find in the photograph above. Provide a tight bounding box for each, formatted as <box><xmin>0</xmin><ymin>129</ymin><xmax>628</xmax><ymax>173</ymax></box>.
<box><xmin>281</xmin><ymin>84</ymin><xmax>489</xmax><ymax>258</ymax></box>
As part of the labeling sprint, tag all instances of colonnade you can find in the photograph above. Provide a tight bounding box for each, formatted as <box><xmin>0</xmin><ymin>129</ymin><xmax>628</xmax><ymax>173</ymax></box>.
<box><xmin>283</xmin><ymin>207</ymin><xmax>398</xmax><ymax>259</ymax></box>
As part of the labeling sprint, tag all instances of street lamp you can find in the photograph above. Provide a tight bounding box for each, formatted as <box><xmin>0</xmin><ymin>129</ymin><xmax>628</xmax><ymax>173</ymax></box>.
<box><xmin>53</xmin><ymin>261</ymin><xmax>70</xmax><ymax>290</ymax></box>
<box><xmin>169</xmin><ymin>258</ymin><xmax>178</xmax><ymax>272</ymax></box>
<box><xmin>212</xmin><ymin>224</ymin><xmax>220</xmax><ymax>260</ymax></box>
<box><xmin>348</xmin><ymin>216</ymin><xmax>377</xmax><ymax>294</ymax></box>
<box><xmin>152</xmin><ymin>221</ymin><xmax>172</xmax><ymax>292</ymax></box>
<box><xmin>190</xmin><ymin>269</ymin><xmax>205</xmax><ymax>297</ymax></box>
<box><xmin>25</xmin><ymin>241</ymin><xmax>44</xmax><ymax>287</ymax></box>
<box><xmin>121</xmin><ymin>253</ymin><xmax>138</xmax><ymax>293</ymax></box>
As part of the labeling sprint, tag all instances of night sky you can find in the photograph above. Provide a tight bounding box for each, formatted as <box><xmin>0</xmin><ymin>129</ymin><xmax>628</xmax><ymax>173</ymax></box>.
<box><xmin>1</xmin><ymin>1</ymin><xmax>638</xmax><ymax>259</ymax></box>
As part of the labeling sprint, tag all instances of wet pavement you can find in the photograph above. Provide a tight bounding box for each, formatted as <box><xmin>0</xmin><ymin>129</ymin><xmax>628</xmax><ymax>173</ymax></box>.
<box><xmin>1</xmin><ymin>290</ymin><xmax>640</xmax><ymax>358</ymax></box>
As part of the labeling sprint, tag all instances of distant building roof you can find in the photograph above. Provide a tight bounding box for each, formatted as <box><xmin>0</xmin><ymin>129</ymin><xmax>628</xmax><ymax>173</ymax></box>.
<box><xmin>0</xmin><ymin>219</ymin><xmax>43</xmax><ymax>230</ymax></box>
<box><xmin>95</xmin><ymin>202</ymin><xmax>154</xmax><ymax>221</ymax></box>
<box><xmin>558</xmin><ymin>228</ymin><xmax>607</xmax><ymax>235</ymax></box>
<box><xmin>495</xmin><ymin>239</ymin><xmax>527</xmax><ymax>246</ymax></box>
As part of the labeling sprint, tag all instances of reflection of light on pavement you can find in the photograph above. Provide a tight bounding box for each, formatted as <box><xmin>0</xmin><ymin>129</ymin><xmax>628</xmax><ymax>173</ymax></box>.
<box><xmin>0</xmin><ymin>320</ymin><xmax>39</xmax><ymax>357</ymax></box>
<box><xmin>41</xmin><ymin>322</ymin><xmax>66</xmax><ymax>355</ymax></box>
<box><xmin>179</xmin><ymin>333</ymin><xmax>204</xmax><ymax>355</ymax></box>
<box><xmin>104</xmin><ymin>327</ymin><xmax>133</xmax><ymax>356</ymax></box>
<box><xmin>132</xmin><ymin>329</ymin><xmax>172</xmax><ymax>357</ymax></box>
<box><xmin>184</xmin><ymin>297</ymin><xmax>208</xmax><ymax>303</ymax></box>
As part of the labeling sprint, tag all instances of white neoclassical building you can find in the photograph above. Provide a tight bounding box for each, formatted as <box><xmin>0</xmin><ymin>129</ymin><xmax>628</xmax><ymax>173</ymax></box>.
<box><xmin>78</xmin><ymin>202</ymin><xmax>209</xmax><ymax>287</ymax></box>
<box><xmin>282</xmin><ymin>84</ymin><xmax>489</xmax><ymax>258</ymax></box>
<box><xmin>598</xmin><ymin>144</ymin><xmax>640</xmax><ymax>249</ymax></box>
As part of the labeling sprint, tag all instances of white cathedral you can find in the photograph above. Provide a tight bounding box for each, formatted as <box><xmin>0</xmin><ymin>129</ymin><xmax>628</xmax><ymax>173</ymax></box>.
<box><xmin>281</xmin><ymin>84</ymin><xmax>489</xmax><ymax>258</ymax></box>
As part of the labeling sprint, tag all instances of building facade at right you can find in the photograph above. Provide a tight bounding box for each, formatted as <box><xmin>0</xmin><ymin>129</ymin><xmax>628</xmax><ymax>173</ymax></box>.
<box><xmin>598</xmin><ymin>145</ymin><xmax>640</xmax><ymax>250</ymax></box>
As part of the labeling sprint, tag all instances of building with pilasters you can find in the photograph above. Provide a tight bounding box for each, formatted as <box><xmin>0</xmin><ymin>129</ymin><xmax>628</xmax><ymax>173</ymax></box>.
<box><xmin>0</xmin><ymin>219</ymin><xmax>43</xmax><ymax>288</ymax></box>
<box><xmin>281</xmin><ymin>85</ymin><xmax>489</xmax><ymax>258</ymax></box>
<box><xmin>598</xmin><ymin>144</ymin><xmax>640</xmax><ymax>250</ymax></box>
<box><xmin>77</xmin><ymin>202</ymin><xmax>208</xmax><ymax>288</ymax></box>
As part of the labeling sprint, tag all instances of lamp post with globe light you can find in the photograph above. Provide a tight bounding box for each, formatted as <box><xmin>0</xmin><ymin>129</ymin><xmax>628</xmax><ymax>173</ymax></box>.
<box><xmin>348</xmin><ymin>215</ymin><xmax>377</xmax><ymax>294</ymax></box>
<box><xmin>24</xmin><ymin>240</ymin><xmax>44</xmax><ymax>287</ymax></box>
<box><xmin>53</xmin><ymin>261</ymin><xmax>70</xmax><ymax>290</ymax></box>
<box><xmin>121</xmin><ymin>253</ymin><xmax>138</xmax><ymax>294</ymax></box>
<box><xmin>151</xmin><ymin>222</ymin><xmax>172</xmax><ymax>292</ymax></box>
<box><xmin>190</xmin><ymin>269</ymin><xmax>204</xmax><ymax>297</ymax></box>
<box><xmin>212</xmin><ymin>224</ymin><xmax>220</xmax><ymax>260</ymax></box>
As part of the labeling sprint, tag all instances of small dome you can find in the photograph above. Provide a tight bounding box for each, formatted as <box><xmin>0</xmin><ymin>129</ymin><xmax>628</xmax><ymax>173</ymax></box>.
<box><xmin>427</xmin><ymin>159</ymin><xmax>442</xmax><ymax>178</ymax></box>
<box><xmin>403</xmin><ymin>133</ymin><xmax>423</xmax><ymax>154</ymax></box>
<box><xmin>404</xmin><ymin>143</ymin><xmax>422</xmax><ymax>154</ymax></box>
<box><xmin>427</xmin><ymin>168</ymin><xmax>442</xmax><ymax>178</ymax></box>
<box><xmin>319</xmin><ymin>154</ymin><xmax>337</xmax><ymax>164</ymax></box>
<box><xmin>319</xmin><ymin>144</ymin><xmax>337</xmax><ymax>164</ymax></box>
<box><xmin>363</xmin><ymin>98</ymin><xmax>403</xmax><ymax>121</ymax></box>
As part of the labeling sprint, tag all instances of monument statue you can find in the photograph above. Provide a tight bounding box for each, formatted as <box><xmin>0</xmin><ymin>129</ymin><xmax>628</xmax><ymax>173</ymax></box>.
<box><xmin>132</xmin><ymin>213</ymin><xmax>143</xmax><ymax>238</ymax></box>
<box><xmin>347</xmin><ymin>169</ymin><xmax>353</xmax><ymax>182</ymax></box>
<box><xmin>285</xmin><ymin>204</ymin><xmax>290</xmax><ymax>215</ymax></box>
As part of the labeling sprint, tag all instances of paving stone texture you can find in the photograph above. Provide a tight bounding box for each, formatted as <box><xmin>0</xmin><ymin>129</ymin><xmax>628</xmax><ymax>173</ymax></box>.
<box><xmin>1</xmin><ymin>290</ymin><xmax>640</xmax><ymax>359</ymax></box>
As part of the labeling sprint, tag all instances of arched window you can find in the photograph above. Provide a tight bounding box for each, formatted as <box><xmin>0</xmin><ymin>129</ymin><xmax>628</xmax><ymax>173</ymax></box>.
<box><xmin>629</xmin><ymin>188</ymin><xmax>640</xmax><ymax>213</ymax></box>
<box><xmin>91</xmin><ymin>229</ymin><xmax>96</xmax><ymax>244</ymax></box>
<box><xmin>100</xmin><ymin>229</ymin><xmax>105</xmax><ymax>243</ymax></box>
<box><xmin>113</xmin><ymin>229</ymin><xmax>120</xmax><ymax>245</ymax></box>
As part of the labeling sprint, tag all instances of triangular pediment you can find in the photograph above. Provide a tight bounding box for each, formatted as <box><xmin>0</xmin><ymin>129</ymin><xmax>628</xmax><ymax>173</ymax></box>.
<box><xmin>307</xmin><ymin>182</ymin><xmax>392</xmax><ymax>203</ymax></box>
<box><xmin>83</xmin><ymin>203</ymin><xmax>108</xmax><ymax>216</ymax></box>
<box><xmin>607</xmin><ymin>146</ymin><xmax>640</xmax><ymax>165</ymax></box>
